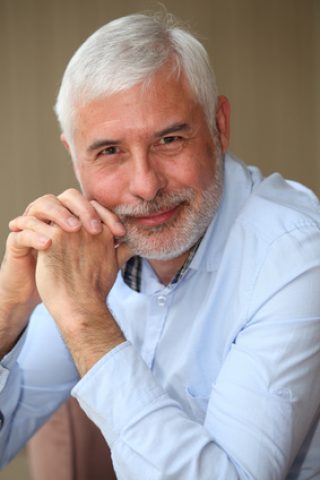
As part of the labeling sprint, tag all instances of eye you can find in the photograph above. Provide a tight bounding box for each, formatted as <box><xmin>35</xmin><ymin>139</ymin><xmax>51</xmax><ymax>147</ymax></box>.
<box><xmin>159</xmin><ymin>136</ymin><xmax>181</xmax><ymax>145</ymax></box>
<box><xmin>154</xmin><ymin>136</ymin><xmax>184</xmax><ymax>154</ymax></box>
<box><xmin>99</xmin><ymin>145</ymin><xmax>121</xmax><ymax>156</ymax></box>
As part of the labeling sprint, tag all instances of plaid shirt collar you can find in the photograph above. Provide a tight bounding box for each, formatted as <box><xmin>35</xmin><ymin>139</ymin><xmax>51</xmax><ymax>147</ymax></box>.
<box><xmin>122</xmin><ymin>238</ymin><xmax>202</xmax><ymax>293</ymax></box>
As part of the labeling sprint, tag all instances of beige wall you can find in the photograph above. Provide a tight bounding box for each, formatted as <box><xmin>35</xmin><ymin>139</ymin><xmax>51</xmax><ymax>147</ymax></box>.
<box><xmin>0</xmin><ymin>0</ymin><xmax>319</xmax><ymax>257</ymax></box>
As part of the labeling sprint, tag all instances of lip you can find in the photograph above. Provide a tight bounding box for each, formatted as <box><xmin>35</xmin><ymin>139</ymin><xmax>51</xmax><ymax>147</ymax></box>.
<box><xmin>132</xmin><ymin>205</ymin><xmax>180</xmax><ymax>227</ymax></box>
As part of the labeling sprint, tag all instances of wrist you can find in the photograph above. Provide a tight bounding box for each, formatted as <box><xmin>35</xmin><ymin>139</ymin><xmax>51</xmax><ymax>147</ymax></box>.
<box><xmin>52</xmin><ymin>305</ymin><xmax>125</xmax><ymax>376</ymax></box>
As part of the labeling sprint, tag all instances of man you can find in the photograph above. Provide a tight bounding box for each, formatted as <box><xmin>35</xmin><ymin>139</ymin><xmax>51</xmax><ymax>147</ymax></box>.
<box><xmin>0</xmin><ymin>12</ymin><xmax>320</xmax><ymax>479</ymax></box>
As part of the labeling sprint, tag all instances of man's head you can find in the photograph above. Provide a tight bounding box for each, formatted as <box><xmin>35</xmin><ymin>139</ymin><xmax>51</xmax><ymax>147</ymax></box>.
<box><xmin>55</xmin><ymin>13</ymin><xmax>230</xmax><ymax>261</ymax></box>
<box><xmin>55</xmin><ymin>12</ymin><xmax>219</xmax><ymax>144</ymax></box>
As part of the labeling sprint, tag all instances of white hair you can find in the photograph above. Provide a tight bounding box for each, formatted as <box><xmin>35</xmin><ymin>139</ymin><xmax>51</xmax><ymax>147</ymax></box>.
<box><xmin>54</xmin><ymin>12</ymin><xmax>219</xmax><ymax>142</ymax></box>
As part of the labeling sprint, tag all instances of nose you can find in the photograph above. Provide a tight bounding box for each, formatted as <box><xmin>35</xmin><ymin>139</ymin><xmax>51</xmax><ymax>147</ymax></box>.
<box><xmin>129</xmin><ymin>150</ymin><xmax>167</xmax><ymax>201</ymax></box>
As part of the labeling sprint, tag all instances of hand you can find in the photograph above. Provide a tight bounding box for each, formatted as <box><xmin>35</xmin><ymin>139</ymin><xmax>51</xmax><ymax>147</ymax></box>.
<box><xmin>35</xmin><ymin>223</ymin><xmax>131</xmax><ymax>322</ymax></box>
<box><xmin>35</xmin><ymin>223</ymin><xmax>132</xmax><ymax>374</ymax></box>
<box><xmin>0</xmin><ymin>219</ymin><xmax>54</xmax><ymax>355</ymax></box>
<box><xmin>5</xmin><ymin>188</ymin><xmax>126</xmax><ymax>304</ymax></box>
<box><xmin>0</xmin><ymin>188</ymin><xmax>127</xmax><ymax>357</ymax></box>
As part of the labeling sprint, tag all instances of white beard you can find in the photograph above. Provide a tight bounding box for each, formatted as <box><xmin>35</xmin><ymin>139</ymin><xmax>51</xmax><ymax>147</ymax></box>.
<box><xmin>114</xmin><ymin>154</ymin><xmax>224</xmax><ymax>260</ymax></box>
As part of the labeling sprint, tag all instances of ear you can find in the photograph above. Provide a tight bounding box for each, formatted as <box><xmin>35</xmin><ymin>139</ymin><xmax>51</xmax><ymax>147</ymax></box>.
<box><xmin>215</xmin><ymin>95</ymin><xmax>231</xmax><ymax>153</ymax></box>
<box><xmin>60</xmin><ymin>133</ymin><xmax>81</xmax><ymax>183</ymax></box>
<box><xmin>60</xmin><ymin>133</ymin><xmax>71</xmax><ymax>154</ymax></box>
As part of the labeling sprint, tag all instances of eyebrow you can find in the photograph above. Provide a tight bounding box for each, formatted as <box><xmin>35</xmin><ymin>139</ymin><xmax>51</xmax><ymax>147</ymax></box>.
<box><xmin>154</xmin><ymin>122</ymin><xmax>191</xmax><ymax>138</ymax></box>
<box><xmin>87</xmin><ymin>138</ymin><xmax>121</xmax><ymax>153</ymax></box>
<box><xmin>87</xmin><ymin>122</ymin><xmax>191</xmax><ymax>153</ymax></box>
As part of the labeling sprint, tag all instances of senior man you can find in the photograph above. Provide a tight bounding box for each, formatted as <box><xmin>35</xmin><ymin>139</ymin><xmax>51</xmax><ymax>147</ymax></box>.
<box><xmin>0</xmin><ymin>12</ymin><xmax>320</xmax><ymax>480</ymax></box>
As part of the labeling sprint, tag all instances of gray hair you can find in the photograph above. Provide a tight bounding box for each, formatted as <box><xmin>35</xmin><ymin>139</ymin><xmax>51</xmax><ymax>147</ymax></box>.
<box><xmin>54</xmin><ymin>12</ymin><xmax>219</xmax><ymax>142</ymax></box>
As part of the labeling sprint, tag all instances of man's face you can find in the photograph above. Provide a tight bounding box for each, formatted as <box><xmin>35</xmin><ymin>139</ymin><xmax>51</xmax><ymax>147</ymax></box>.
<box><xmin>68</xmin><ymin>68</ymin><xmax>229</xmax><ymax>260</ymax></box>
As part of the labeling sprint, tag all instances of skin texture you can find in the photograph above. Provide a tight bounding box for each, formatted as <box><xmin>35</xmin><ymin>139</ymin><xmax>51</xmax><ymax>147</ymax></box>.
<box><xmin>0</xmin><ymin>66</ymin><xmax>230</xmax><ymax>374</ymax></box>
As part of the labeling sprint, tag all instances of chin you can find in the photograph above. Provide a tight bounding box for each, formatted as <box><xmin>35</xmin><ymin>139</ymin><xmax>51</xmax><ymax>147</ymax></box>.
<box><xmin>124</xmin><ymin>224</ymin><xmax>204</xmax><ymax>261</ymax></box>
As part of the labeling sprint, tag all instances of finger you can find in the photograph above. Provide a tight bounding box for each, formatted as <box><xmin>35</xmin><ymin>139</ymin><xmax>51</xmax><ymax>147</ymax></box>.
<box><xmin>25</xmin><ymin>194</ymin><xmax>81</xmax><ymax>232</ymax></box>
<box><xmin>91</xmin><ymin>200</ymin><xmax>126</xmax><ymax>237</ymax></box>
<box><xmin>57</xmin><ymin>189</ymin><xmax>104</xmax><ymax>234</ymax></box>
<box><xmin>7</xmin><ymin>230</ymin><xmax>51</xmax><ymax>255</ymax></box>
<box><xmin>9</xmin><ymin>215</ymin><xmax>55</xmax><ymax>237</ymax></box>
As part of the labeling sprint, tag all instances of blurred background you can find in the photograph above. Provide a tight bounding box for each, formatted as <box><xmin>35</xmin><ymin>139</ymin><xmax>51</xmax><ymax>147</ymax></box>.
<box><xmin>0</xmin><ymin>0</ymin><xmax>319</xmax><ymax>478</ymax></box>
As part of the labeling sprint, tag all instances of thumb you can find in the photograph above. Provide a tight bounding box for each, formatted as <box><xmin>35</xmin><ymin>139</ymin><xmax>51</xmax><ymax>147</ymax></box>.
<box><xmin>116</xmin><ymin>242</ymin><xmax>134</xmax><ymax>269</ymax></box>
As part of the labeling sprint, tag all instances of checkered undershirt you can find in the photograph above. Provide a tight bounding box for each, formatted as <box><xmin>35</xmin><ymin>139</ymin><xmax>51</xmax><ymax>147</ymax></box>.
<box><xmin>122</xmin><ymin>238</ymin><xmax>202</xmax><ymax>293</ymax></box>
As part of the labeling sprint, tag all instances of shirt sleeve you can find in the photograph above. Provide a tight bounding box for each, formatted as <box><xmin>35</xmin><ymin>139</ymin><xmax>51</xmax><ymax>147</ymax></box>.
<box><xmin>72</xmin><ymin>224</ymin><xmax>320</xmax><ymax>480</ymax></box>
<box><xmin>0</xmin><ymin>304</ymin><xmax>79</xmax><ymax>467</ymax></box>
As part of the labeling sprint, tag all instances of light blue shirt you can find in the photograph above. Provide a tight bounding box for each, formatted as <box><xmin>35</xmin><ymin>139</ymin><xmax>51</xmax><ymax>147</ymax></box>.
<box><xmin>1</xmin><ymin>154</ymin><xmax>320</xmax><ymax>479</ymax></box>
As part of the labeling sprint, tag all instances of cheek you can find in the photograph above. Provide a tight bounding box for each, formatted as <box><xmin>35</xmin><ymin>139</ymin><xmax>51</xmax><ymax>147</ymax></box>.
<box><xmin>77</xmin><ymin>168</ymin><xmax>126</xmax><ymax>207</ymax></box>
<box><xmin>194</xmin><ymin>145</ymin><xmax>219</xmax><ymax>188</ymax></box>
<box><xmin>171</xmin><ymin>150</ymin><xmax>217</xmax><ymax>192</ymax></box>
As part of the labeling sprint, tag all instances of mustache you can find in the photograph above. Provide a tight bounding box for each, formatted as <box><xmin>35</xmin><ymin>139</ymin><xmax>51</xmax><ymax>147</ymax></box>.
<box><xmin>113</xmin><ymin>189</ymin><xmax>195</xmax><ymax>218</ymax></box>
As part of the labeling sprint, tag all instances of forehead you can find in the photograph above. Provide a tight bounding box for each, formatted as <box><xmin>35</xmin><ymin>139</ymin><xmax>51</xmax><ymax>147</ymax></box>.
<box><xmin>73</xmin><ymin>69</ymin><xmax>203</xmax><ymax>141</ymax></box>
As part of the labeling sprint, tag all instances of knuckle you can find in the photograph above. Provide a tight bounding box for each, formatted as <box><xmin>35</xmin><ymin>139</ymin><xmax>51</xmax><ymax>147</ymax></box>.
<box><xmin>25</xmin><ymin>194</ymin><xmax>57</xmax><ymax>215</ymax></box>
<box><xmin>41</xmin><ymin>193</ymin><xmax>57</xmax><ymax>201</ymax></box>
<box><xmin>58</xmin><ymin>188</ymin><xmax>79</xmax><ymax>199</ymax></box>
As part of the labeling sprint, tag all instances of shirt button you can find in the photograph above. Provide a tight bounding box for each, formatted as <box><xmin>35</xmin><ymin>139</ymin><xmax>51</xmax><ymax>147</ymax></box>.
<box><xmin>157</xmin><ymin>295</ymin><xmax>167</xmax><ymax>307</ymax></box>
<box><xmin>0</xmin><ymin>411</ymin><xmax>4</xmax><ymax>431</ymax></box>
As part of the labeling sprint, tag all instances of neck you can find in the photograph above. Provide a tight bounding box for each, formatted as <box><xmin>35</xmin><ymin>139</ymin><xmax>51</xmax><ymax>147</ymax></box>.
<box><xmin>148</xmin><ymin>251</ymin><xmax>190</xmax><ymax>285</ymax></box>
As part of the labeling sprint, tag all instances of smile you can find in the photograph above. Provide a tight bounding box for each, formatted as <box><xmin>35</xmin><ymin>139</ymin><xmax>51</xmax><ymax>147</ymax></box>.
<box><xmin>130</xmin><ymin>205</ymin><xmax>180</xmax><ymax>227</ymax></box>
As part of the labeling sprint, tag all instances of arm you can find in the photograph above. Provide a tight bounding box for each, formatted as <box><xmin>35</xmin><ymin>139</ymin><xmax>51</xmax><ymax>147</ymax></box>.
<box><xmin>0</xmin><ymin>189</ymin><xmax>127</xmax><ymax>466</ymax></box>
<box><xmin>0</xmin><ymin>304</ymin><xmax>79</xmax><ymax>467</ymax></box>
<box><xmin>0</xmin><ymin>190</ymin><xmax>88</xmax><ymax>358</ymax></box>
<box><xmin>35</xmin><ymin>221</ymin><xmax>132</xmax><ymax>375</ymax></box>
<box><xmin>0</xmin><ymin>189</ymin><xmax>127</xmax><ymax>365</ymax></box>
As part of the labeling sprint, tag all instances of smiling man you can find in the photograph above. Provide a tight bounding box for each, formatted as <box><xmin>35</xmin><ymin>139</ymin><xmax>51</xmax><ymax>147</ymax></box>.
<box><xmin>70</xmin><ymin>65</ymin><xmax>225</xmax><ymax>267</ymax></box>
<box><xmin>0</xmin><ymin>13</ymin><xmax>320</xmax><ymax>480</ymax></box>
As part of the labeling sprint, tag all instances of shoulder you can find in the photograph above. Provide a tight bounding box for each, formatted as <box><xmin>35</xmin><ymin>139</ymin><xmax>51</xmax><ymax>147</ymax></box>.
<box><xmin>234</xmin><ymin>169</ymin><xmax>320</xmax><ymax>244</ymax></box>
<box><xmin>215</xmin><ymin>161</ymin><xmax>320</xmax><ymax>299</ymax></box>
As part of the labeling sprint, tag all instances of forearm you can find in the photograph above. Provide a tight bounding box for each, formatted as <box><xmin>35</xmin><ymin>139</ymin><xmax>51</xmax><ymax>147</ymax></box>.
<box><xmin>73</xmin><ymin>343</ymin><xmax>241</xmax><ymax>480</ymax></box>
<box><xmin>0</xmin><ymin>305</ymin><xmax>79</xmax><ymax>468</ymax></box>
<box><xmin>53</xmin><ymin>305</ymin><xmax>125</xmax><ymax>376</ymax></box>
<box><xmin>0</xmin><ymin>355</ymin><xmax>72</xmax><ymax>469</ymax></box>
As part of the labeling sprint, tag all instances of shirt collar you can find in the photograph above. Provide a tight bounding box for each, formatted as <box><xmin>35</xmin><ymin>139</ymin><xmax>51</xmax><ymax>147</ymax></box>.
<box><xmin>122</xmin><ymin>237</ymin><xmax>202</xmax><ymax>293</ymax></box>
<box><xmin>189</xmin><ymin>153</ymin><xmax>255</xmax><ymax>273</ymax></box>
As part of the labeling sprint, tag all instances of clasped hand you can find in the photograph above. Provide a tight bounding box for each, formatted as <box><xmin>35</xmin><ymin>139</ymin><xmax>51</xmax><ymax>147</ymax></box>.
<box><xmin>1</xmin><ymin>189</ymin><xmax>132</xmax><ymax>372</ymax></box>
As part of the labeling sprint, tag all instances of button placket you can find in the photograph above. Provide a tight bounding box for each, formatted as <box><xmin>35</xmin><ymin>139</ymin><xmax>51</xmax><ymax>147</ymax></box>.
<box><xmin>157</xmin><ymin>294</ymin><xmax>167</xmax><ymax>307</ymax></box>
<box><xmin>142</xmin><ymin>289</ymin><xmax>171</xmax><ymax>367</ymax></box>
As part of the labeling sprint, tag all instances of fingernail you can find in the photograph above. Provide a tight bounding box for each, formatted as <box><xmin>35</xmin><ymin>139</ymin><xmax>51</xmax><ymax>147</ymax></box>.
<box><xmin>67</xmin><ymin>217</ymin><xmax>80</xmax><ymax>227</ymax></box>
<box><xmin>90</xmin><ymin>219</ymin><xmax>102</xmax><ymax>232</ymax></box>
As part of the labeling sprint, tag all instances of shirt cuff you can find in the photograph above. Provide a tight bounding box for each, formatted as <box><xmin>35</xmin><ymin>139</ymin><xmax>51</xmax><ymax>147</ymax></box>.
<box><xmin>72</xmin><ymin>341</ymin><xmax>164</xmax><ymax>445</ymax></box>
